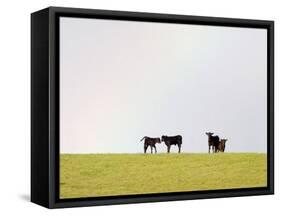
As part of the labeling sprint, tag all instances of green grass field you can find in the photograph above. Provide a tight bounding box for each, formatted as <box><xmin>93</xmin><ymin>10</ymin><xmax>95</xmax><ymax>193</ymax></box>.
<box><xmin>60</xmin><ymin>153</ymin><xmax>267</xmax><ymax>199</ymax></box>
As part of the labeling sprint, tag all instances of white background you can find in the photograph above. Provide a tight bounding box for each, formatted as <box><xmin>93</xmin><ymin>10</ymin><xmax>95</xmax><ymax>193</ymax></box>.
<box><xmin>0</xmin><ymin>0</ymin><xmax>279</xmax><ymax>215</ymax></box>
<box><xmin>60</xmin><ymin>18</ymin><xmax>267</xmax><ymax>154</ymax></box>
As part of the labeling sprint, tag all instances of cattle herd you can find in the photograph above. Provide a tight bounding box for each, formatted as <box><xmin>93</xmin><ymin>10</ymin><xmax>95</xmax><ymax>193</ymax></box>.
<box><xmin>140</xmin><ymin>133</ymin><xmax>227</xmax><ymax>154</ymax></box>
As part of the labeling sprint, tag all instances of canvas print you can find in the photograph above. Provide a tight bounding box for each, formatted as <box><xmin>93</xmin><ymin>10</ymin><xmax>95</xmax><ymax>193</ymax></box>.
<box><xmin>59</xmin><ymin>17</ymin><xmax>267</xmax><ymax>199</ymax></box>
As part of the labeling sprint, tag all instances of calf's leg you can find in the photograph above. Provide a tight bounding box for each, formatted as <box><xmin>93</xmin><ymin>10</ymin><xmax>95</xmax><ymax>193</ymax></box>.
<box><xmin>144</xmin><ymin>145</ymin><xmax>148</xmax><ymax>154</ymax></box>
<box><xmin>167</xmin><ymin>145</ymin><xmax>171</xmax><ymax>153</ymax></box>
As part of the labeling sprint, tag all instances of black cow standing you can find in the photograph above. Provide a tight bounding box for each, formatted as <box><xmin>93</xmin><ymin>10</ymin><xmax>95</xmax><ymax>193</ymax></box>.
<box><xmin>161</xmin><ymin>135</ymin><xmax>182</xmax><ymax>153</ymax></box>
<box><xmin>140</xmin><ymin>136</ymin><xmax>161</xmax><ymax>154</ymax></box>
<box><xmin>205</xmin><ymin>132</ymin><xmax>220</xmax><ymax>153</ymax></box>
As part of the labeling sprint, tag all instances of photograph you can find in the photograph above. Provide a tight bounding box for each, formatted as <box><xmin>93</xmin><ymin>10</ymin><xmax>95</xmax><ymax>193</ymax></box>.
<box><xmin>59</xmin><ymin>16</ymin><xmax>267</xmax><ymax>199</ymax></box>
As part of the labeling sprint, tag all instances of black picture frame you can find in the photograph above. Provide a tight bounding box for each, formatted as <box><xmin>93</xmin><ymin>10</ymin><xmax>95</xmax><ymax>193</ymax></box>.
<box><xmin>31</xmin><ymin>6</ymin><xmax>274</xmax><ymax>208</ymax></box>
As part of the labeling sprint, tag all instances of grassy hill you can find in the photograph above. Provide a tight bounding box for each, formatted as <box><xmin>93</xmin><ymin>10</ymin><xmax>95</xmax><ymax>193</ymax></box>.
<box><xmin>60</xmin><ymin>153</ymin><xmax>267</xmax><ymax>199</ymax></box>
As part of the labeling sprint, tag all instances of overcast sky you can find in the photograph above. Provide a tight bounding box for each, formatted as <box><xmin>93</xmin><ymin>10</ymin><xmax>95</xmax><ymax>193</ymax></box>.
<box><xmin>60</xmin><ymin>17</ymin><xmax>267</xmax><ymax>154</ymax></box>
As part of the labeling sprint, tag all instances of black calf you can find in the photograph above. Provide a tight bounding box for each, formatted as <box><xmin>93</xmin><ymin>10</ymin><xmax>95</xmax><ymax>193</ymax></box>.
<box><xmin>140</xmin><ymin>136</ymin><xmax>161</xmax><ymax>154</ymax></box>
<box><xmin>161</xmin><ymin>135</ymin><xmax>182</xmax><ymax>153</ymax></box>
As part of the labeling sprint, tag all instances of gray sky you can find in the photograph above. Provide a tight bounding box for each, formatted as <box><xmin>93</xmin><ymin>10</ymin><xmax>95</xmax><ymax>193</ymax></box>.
<box><xmin>60</xmin><ymin>17</ymin><xmax>267</xmax><ymax>154</ymax></box>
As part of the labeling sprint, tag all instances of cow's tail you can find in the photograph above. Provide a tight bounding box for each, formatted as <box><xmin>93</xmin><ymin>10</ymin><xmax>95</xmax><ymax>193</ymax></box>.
<box><xmin>140</xmin><ymin>136</ymin><xmax>147</xmax><ymax>142</ymax></box>
<box><xmin>179</xmin><ymin>136</ymin><xmax>183</xmax><ymax>145</ymax></box>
